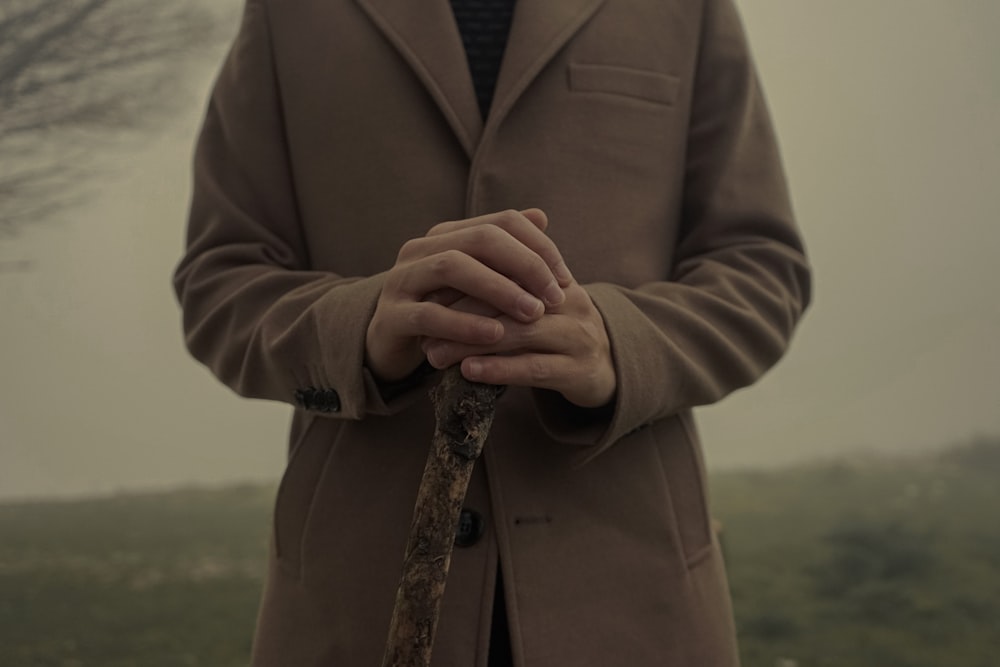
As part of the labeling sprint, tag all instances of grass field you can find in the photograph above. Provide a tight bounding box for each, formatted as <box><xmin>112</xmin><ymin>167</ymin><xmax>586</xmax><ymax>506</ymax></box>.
<box><xmin>717</xmin><ymin>438</ymin><xmax>1000</xmax><ymax>667</ymax></box>
<box><xmin>2</xmin><ymin>440</ymin><xmax>998</xmax><ymax>666</ymax></box>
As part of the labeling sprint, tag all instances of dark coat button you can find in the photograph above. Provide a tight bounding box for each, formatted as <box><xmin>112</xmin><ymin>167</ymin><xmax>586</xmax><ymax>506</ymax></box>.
<box><xmin>293</xmin><ymin>387</ymin><xmax>341</xmax><ymax>413</ymax></box>
<box><xmin>316</xmin><ymin>389</ymin><xmax>341</xmax><ymax>413</ymax></box>
<box><xmin>454</xmin><ymin>508</ymin><xmax>484</xmax><ymax>548</ymax></box>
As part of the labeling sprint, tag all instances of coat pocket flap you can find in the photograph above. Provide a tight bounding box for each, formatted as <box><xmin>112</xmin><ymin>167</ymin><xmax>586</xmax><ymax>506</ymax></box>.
<box><xmin>569</xmin><ymin>63</ymin><xmax>680</xmax><ymax>105</ymax></box>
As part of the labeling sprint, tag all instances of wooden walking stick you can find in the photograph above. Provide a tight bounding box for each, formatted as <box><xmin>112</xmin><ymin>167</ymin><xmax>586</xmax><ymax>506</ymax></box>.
<box><xmin>381</xmin><ymin>366</ymin><xmax>504</xmax><ymax>667</ymax></box>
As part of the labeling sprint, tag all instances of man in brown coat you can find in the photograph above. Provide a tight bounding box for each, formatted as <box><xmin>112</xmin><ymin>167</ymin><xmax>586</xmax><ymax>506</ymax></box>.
<box><xmin>174</xmin><ymin>0</ymin><xmax>811</xmax><ymax>664</ymax></box>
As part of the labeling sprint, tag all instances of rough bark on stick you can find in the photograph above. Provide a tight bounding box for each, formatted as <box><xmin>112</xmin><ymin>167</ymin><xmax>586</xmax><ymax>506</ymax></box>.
<box><xmin>381</xmin><ymin>366</ymin><xmax>503</xmax><ymax>667</ymax></box>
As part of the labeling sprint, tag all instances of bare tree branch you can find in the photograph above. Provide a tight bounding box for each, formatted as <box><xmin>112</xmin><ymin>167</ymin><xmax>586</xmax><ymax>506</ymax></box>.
<box><xmin>0</xmin><ymin>0</ymin><xmax>238</xmax><ymax>238</ymax></box>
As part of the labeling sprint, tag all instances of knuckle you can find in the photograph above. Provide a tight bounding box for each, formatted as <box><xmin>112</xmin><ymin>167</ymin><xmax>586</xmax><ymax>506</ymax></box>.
<box><xmin>468</xmin><ymin>224</ymin><xmax>496</xmax><ymax>246</ymax></box>
<box><xmin>516</xmin><ymin>322</ymin><xmax>539</xmax><ymax>346</ymax></box>
<box><xmin>397</xmin><ymin>238</ymin><xmax>423</xmax><ymax>261</ymax></box>
<box><xmin>526</xmin><ymin>252</ymin><xmax>550</xmax><ymax>276</ymax></box>
<box><xmin>528</xmin><ymin>357</ymin><xmax>551</xmax><ymax>383</ymax></box>
<box><xmin>543</xmin><ymin>246</ymin><xmax>565</xmax><ymax>270</ymax></box>
<box><xmin>405</xmin><ymin>304</ymin><xmax>431</xmax><ymax>332</ymax></box>
<box><xmin>429</xmin><ymin>250</ymin><xmax>462</xmax><ymax>278</ymax></box>
<box><xmin>426</xmin><ymin>220</ymin><xmax>450</xmax><ymax>235</ymax></box>
<box><xmin>496</xmin><ymin>209</ymin><xmax>523</xmax><ymax>230</ymax></box>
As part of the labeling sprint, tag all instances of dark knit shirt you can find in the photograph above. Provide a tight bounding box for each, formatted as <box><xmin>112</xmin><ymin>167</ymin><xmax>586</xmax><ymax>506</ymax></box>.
<box><xmin>449</xmin><ymin>0</ymin><xmax>516</xmax><ymax>119</ymax></box>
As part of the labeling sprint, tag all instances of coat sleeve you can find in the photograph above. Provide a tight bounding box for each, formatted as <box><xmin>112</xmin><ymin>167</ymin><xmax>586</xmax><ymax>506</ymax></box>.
<box><xmin>173</xmin><ymin>0</ymin><xmax>418</xmax><ymax>419</ymax></box>
<box><xmin>534</xmin><ymin>0</ymin><xmax>812</xmax><ymax>451</ymax></box>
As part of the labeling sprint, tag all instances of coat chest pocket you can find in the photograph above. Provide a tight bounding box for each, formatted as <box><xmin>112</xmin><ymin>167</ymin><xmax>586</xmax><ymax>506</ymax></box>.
<box><xmin>568</xmin><ymin>62</ymin><xmax>681</xmax><ymax>106</ymax></box>
<box><xmin>273</xmin><ymin>415</ymin><xmax>336</xmax><ymax>578</ymax></box>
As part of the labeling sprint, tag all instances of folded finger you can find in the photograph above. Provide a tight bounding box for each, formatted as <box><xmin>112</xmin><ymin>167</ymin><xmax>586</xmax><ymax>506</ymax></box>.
<box><xmin>427</xmin><ymin>209</ymin><xmax>573</xmax><ymax>288</ymax></box>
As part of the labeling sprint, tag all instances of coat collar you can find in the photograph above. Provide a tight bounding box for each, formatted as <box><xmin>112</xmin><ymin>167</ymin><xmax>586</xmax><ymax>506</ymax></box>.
<box><xmin>489</xmin><ymin>0</ymin><xmax>605</xmax><ymax>134</ymax></box>
<box><xmin>354</xmin><ymin>0</ymin><xmax>605</xmax><ymax>159</ymax></box>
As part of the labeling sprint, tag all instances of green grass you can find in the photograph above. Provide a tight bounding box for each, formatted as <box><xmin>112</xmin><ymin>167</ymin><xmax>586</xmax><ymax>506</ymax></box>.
<box><xmin>719</xmin><ymin>438</ymin><xmax>1000</xmax><ymax>667</ymax></box>
<box><xmin>2</xmin><ymin>440</ymin><xmax>998</xmax><ymax>666</ymax></box>
<box><xmin>0</xmin><ymin>484</ymin><xmax>272</xmax><ymax>667</ymax></box>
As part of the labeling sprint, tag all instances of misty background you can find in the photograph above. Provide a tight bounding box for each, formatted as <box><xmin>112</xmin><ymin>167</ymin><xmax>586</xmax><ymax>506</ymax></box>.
<box><xmin>1</xmin><ymin>0</ymin><xmax>998</xmax><ymax>501</ymax></box>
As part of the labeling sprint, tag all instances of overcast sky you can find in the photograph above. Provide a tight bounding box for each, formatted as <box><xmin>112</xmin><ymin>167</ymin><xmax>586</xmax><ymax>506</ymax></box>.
<box><xmin>1</xmin><ymin>0</ymin><xmax>998</xmax><ymax>500</ymax></box>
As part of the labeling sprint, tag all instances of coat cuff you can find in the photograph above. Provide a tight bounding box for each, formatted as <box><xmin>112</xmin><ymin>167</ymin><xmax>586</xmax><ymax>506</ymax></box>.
<box><xmin>532</xmin><ymin>283</ymin><xmax>670</xmax><ymax>455</ymax></box>
<box><xmin>293</xmin><ymin>273</ymin><xmax>430</xmax><ymax>419</ymax></box>
<box><xmin>363</xmin><ymin>361</ymin><xmax>440</xmax><ymax>415</ymax></box>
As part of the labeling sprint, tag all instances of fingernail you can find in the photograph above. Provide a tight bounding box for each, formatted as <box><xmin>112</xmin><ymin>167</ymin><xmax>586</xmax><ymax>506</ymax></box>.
<box><xmin>543</xmin><ymin>282</ymin><xmax>565</xmax><ymax>307</ymax></box>
<box><xmin>466</xmin><ymin>359</ymin><xmax>483</xmax><ymax>378</ymax></box>
<box><xmin>518</xmin><ymin>293</ymin><xmax>544</xmax><ymax>319</ymax></box>
<box><xmin>554</xmin><ymin>261</ymin><xmax>573</xmax><ymax>285</ymax></box>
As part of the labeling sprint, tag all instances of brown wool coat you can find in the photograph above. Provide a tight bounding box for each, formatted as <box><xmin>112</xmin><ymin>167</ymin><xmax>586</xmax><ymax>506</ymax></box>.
<box><xmin>174</xmin><ymin>0</ymin><xmax>811</xmax><ymax>664</ymax></box>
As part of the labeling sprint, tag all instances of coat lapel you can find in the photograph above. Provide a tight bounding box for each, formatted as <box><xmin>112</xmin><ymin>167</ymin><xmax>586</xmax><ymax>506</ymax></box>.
<box><xmin>354</xmin><ymin>0</ymin><xmax>605</xmax><ymax>157</ymax></box>
<box><xmin>354</xmin><ymin>0</ymin><xmax>483</xmax><ymax>158</ymax></box>
<box><xmin>487</xmin><ymin>0</ymin><xmax>606</xmax><ymax>132</ymax></box>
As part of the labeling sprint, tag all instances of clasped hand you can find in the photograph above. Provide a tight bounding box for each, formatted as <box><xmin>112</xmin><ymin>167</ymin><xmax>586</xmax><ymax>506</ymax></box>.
<box><xmin>364</xmin><ymin>209</ymin><xmax>616</xmax><ymax>408</ymax></box>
